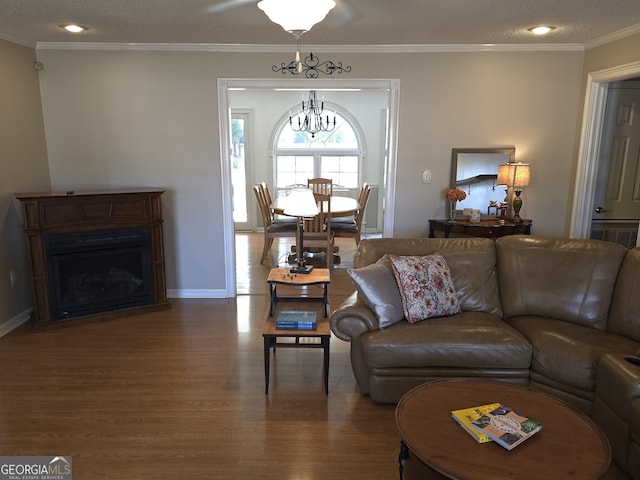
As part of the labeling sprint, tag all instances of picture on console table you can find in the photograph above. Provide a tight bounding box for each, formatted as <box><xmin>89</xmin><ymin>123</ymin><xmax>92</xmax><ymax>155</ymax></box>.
<box><xmin>471</xmin><ymin>405</ymin><xmax>542</xmax><ymax>450</ymax></box>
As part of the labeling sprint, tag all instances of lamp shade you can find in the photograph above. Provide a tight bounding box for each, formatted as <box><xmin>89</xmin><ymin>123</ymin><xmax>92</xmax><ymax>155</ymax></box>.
<box><xmin>257</xmin><ymin>0</ymin><xmax>336</xmax><ymax>35</ymax></box>
<box><xmin>282</xmin><ymin>188</ymin><xmax>319</xmax><ymax>218</ymax></box>
<box><xmin>497</xmin><ymin>162</ymin><xmax>531</xmax><ymax>188</ymax></box>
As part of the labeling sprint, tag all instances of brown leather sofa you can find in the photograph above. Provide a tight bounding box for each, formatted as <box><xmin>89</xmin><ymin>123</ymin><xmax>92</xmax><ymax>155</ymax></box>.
<box><xmin>330</xmin><ymin>235</ymin><xmax>640</xmax><ymax>478</ymax></box>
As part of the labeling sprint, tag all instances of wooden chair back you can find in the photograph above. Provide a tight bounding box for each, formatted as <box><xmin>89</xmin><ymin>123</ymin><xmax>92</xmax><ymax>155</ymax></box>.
<box><xmin>303</xmin><ymin>192</ymin><xmax>335</xmax><ymax>268</ymax></box>
<box><xmin>254</xmin><ymin>184</ymin><xmax>273</xmax><ymax>228</ymax></box>
<box><xmin>259</xmin><ymin>182</ymin><xmax>283</xmax><ymax>216</ymax></box>
<box><xmin>307</xmin><ymin>178</ymin><xmax>333</xmax><ymax>196</ymax></box>
<box><xmin>355</xmin><ymin>183</ymin><xmax>371</xmax><ymax>228</ymax></box>
<box><xmin>331</xmin><ymin>183</ymin><xmax>371</xmax><ymax>245</ymax></box>
<box><xmin>253</xmin><ymin>184</ymin><xmax>297</xmax><ymax>265</ymax></box>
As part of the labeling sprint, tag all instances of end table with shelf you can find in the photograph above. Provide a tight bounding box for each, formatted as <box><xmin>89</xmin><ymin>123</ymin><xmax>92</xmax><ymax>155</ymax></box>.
<box><xmin>267</xmin><ymin>267</ymin><xmax>330</xmax><ymax>317</ymax></box>
<box><xmin>262</xmin><ymin>304</ymin><xmax>331</xmax><ymax>395</ymax></box>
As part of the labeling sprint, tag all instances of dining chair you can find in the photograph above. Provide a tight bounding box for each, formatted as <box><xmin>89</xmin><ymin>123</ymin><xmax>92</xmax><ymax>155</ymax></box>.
<box><xmin>260</xmin><ymin>181</ymin><xmax>284</xmax><ymax>216</ymax></box>
<box><xmin>253</xmin><ymin>185</ymin><xmax>297</xmax><ymax>265</ymax></box>
<box><xmin>300</xmin><ymin>191</ymin><xmax>335</xmax><ymax>268</ymax></box>
<box><xmin>331</xmin><ymin>183</ymin><xmax>371</xmax><ymax>245</ymax></box>
<box><xmin>307</xmin><ymin>177</ymin><xmax>333</xmax><ymax>196</ymax></box>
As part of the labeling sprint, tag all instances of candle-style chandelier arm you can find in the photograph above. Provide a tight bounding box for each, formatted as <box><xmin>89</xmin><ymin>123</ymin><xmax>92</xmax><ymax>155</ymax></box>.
<box><xmin>289</xmin><ymin>90</ymin><xmax>337</xmax><ymax>138</ymax></box>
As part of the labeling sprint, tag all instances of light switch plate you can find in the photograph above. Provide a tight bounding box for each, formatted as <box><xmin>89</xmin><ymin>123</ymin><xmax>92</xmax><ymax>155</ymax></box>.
<box><xmin>421</xmin><ymin>169</ymin><xmax>432</xmax><ymax>184</ymax></box>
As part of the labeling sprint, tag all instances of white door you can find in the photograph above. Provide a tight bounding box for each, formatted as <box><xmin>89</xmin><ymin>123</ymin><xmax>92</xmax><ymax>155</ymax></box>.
<box><xmin>591</xmin><ymin>82</ymin><xmax>640</xmax><ymax>246</ymax></box>
<box><xmin>232</xmin><ymin>111</ymin><xmax>252</xmax><ymax>231</ymax></box>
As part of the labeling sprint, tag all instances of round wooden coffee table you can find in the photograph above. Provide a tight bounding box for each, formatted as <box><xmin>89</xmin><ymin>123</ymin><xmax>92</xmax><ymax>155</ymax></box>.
<box><xmin>395</xmin><ymin>379</ymin><xmax>611</xmax><ymax>480</ymax></box>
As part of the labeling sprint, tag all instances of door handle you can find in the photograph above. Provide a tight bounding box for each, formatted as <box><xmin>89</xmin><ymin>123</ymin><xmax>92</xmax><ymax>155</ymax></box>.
<box><xmin>595</xmin><ymin>207</ymin><xmax>606</xmax><ymax>213</ymax></box>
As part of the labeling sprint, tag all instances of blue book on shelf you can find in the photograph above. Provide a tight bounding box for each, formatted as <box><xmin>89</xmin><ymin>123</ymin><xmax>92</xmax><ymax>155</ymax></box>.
<box><xmin>276</xmin><ymin>310</ymin><xmax>317</xmax><ymax>330</ymax></box>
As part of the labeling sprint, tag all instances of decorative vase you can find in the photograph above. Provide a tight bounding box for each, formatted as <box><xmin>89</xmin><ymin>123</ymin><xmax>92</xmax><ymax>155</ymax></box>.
<box><xmin>449</xmin><ymin>201</ymin><xmax>457</xmax><ymax>220</ymax></box>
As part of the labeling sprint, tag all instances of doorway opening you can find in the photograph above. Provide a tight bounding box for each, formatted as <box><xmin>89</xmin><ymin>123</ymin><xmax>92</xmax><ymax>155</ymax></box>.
<box><xmin>219</xmin><ymin>79</ymin><xmax>401</xmax><ymax>297</ymax></box>
<box><xmin>589</xmin><ymin>80</ymin><xmax>640</xmax><ymax>248</ymax></box>
<box><xmin>571</xmin><ymin>61</ymin><xmax>640</xmax><ymax>248</ymax></box>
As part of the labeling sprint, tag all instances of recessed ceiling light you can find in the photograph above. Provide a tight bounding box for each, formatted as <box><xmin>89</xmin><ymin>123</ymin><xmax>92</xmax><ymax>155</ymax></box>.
<box><xmin>61</xmin><ymin>24</ymin><xmax>87</xmax><ymax>33</ymax></box>
<box><xmin>528</xmin><ymin>26</ymin><xmax>556</xmax><ymax>35</ymax></box>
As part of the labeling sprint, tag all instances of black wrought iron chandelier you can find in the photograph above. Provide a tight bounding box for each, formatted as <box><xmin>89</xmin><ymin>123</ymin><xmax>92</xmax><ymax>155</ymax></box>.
<box><xmin>289</xmin><ymin>90</ymin><xmax>336</xmax><ymax>138</ymax></box>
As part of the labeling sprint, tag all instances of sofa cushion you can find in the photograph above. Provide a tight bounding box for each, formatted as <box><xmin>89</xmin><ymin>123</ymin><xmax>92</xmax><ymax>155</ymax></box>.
<box><xmin>497</xmin><ymin>236</ymin><xmax>627</xmax><ymax>330</ymax></box>
<box><xmin>508</xmin><ymin>315</ymin><xmax>640</xmax><ymax>392</ymax></box>
<box><xmin>609</xmin><ymin>248</ymin><xmax>640</xmax><ymax>342</ymax></box>
<box><xmin>347</xmin><ymin>255</ymin><xmax>404</xmax><ymax>328</ymax></box>
<box><xmin>389</xmin><ymin>253</ymin><xmax>460</xmax><ymax>323</ymax></box>
<box><xmin>361</xmin><ymin>311</ymin><xmax>532</xmax><ymax>369</ymax></box>
<box><xmin>355</xmin><ymin>238</ymin><xmax>502</xmax><ymax>317</ymax></box>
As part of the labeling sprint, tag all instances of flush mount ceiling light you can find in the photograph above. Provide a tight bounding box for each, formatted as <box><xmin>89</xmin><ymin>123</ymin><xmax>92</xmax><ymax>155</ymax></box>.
<box><xmin>258</xmin><ymin>0</ymin><xmax>347</xmax><ymax>76</ymax></box>
<box><xmin>61</xmin><ymin>24</ymin><xmax>87</xmax><ymax>33</ymax></box>
<box><xmin>257</xmin><ymin>0</ymin><xmax>336</xmax><ymax>39</ymax></box>
<box><xmin>528</xmin><ymin>25</ymin><xmax>556</xmax><ymax>35</ymax></box>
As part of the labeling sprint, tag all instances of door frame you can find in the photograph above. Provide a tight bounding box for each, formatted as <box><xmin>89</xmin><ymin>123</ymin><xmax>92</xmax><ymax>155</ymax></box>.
<box><xmin>217</xmin><ymin>78</ymin><xmax>401</xmax><ymax>297</ymax></box>
<box><xmin>571</xmin><ymin>60</ymin><xmax>640</xmax><ymax>243</ymax></box>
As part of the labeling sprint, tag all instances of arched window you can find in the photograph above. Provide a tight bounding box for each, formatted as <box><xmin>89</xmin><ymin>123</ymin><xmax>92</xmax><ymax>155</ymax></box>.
<box><xmin>274</xmin><ymin>108</ymin><xmax>362</xmax><ymax>196</ymax></box>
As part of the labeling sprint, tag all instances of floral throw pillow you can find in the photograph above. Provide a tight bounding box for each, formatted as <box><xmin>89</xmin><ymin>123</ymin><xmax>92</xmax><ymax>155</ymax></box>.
<box><xmin>388</xmin><ymin>253</ymin><xmax>460</xmax><ymax>323</ymax></box>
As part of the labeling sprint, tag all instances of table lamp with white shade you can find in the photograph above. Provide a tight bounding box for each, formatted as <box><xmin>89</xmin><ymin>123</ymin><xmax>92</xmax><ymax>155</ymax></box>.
<box><xmin>282</xmin><ymin>188</ymin><xmax>319</xmax><ymax>274</ymax></box>
<box><xmin>497</xmin><ymin>162</ymin><xmax>531</xmax><ymax>223</ymax></box>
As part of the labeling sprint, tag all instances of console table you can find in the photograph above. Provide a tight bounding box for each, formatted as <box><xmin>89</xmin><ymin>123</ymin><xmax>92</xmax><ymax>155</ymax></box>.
<box><xmin>429</xmin><ymin>218</ymin><xmax>532</xmax><ymax>239</ymax></box>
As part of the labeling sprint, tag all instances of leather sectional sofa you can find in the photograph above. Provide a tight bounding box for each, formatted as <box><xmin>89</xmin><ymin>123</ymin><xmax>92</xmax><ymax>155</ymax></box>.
<box><xmin>330</xmin><ymin>235</ymin><xmax>640</xmax><ymax>477</ymax></box>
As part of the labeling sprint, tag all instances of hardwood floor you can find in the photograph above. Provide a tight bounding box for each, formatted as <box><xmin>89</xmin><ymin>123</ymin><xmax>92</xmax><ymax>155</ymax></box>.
<box><xmin>0</xmin><ymin>233</ymin><xmax>399</xmax><ymax>480</ymax></box>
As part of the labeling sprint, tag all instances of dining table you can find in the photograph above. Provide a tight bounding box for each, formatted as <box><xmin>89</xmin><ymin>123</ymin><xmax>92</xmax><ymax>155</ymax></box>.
<box><xmin>270</xmin><ymin>195</ymin><xmax>360</xmax><ymax>219</ymax></box>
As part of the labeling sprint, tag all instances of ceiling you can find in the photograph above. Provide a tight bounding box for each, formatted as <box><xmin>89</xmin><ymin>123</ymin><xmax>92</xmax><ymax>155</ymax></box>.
<box><xmin>2</xmin><ymin>0</ymin><xmax>640</xmax><ymax>48</ymax></box>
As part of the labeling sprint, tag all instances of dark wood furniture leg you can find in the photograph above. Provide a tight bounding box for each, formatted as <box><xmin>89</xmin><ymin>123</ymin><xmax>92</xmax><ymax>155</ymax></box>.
<box><xmin>263</xmin><ymin>335</ymin><xmax>272</xmax><ymax>394</ymax></box>
<box><xmin>322</xmin><ymin>336</ymin><xmax>330</xmax><ymax>394</ymax></box>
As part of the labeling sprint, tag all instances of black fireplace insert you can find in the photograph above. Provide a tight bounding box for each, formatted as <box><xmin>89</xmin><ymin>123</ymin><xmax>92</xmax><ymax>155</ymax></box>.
<box><xmin>45</xmin><ymin>227</ymin><xmax>154</xmax><ymax>320</ymax></box>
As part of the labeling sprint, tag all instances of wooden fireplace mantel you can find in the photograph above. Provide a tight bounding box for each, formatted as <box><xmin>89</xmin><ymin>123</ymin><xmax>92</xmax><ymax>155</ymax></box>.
<box><xmin>15</xmin><ymin>188</ymin><xmax>170</xmax><ymax>328</ymax></box>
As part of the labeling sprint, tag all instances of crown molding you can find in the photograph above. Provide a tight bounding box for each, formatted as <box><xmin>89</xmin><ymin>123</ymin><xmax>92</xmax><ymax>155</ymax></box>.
<box><xmin>583</xmin><ymin>22</ymin><xmax>640</xmax><ymax>50</ymax></box>
<box><xmin>35</xmin><ymin>42</ymin><xmax>584</xmax><ymax>53</ymax></box>
<box><xmin>0</xmin><ymin>32</ymin><xmax>35</xmax><ymax>48</ymax></box>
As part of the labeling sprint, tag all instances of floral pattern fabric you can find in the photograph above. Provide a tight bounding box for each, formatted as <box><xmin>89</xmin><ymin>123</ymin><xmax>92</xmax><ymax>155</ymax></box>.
<box><xmin>389</xmin><ymin>253</ymin><xmax>460</xmax><ymax>323</ymax></box>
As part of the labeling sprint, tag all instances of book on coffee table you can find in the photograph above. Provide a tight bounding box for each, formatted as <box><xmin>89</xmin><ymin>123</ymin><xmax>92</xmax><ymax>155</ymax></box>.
<box><xmin>275</xmin><ymin>310</ymin><xmax>317</xmax><ymax>330</ymax></box>
<box><xmin>451</xmin><ymin>403</ymin><xmax>501</xmax><ymax>443</ymax></box>
<box><xmin>471</xmin><ymin>404</ymin><xmax>542</xmax><ymax>450</ymax></box>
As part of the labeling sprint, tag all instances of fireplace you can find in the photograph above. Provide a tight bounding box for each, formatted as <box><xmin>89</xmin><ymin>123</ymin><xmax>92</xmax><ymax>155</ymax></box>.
<box><xmin>46</xmin><ymin>227</ymin><xmax>154</xmax><ymax>320</ymax></box>
<box><xmin>15</xmin><ymin>189</ymin><xmax>169</xmax><ymax>328</ymax></box>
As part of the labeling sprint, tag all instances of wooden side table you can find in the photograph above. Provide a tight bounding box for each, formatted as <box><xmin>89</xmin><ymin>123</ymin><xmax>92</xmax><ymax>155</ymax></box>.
<box><xmin>429</xmin><ymin>218</ymin><xmax>532</xmax><ymax>239</ymax></box>
<box><xmin>267</xmin><ymin>267</ymin><xmax>330</xmax><ymax>317</ymax></box>
<box><xmin>262</xmin><ymin>306</ymin><xmax>331</xmax><ymax>394</ymax></box>
<box><xmin>396</xmin><ymin>379</ymin><xmax>610</xmax><ymax>480</ymax></box>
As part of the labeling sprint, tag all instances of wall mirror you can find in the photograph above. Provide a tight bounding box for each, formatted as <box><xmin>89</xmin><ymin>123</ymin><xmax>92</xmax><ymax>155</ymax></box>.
<box><xmin>450</xmin><ymin>147</ymin><xmax>515</xmax><ymax>216</ymax></box>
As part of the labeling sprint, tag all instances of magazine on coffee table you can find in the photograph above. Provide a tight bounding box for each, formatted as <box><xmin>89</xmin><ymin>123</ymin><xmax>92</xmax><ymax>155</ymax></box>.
<box><xmin>471</xmin><ymin>404</ymin><xmax>542</xmax><ymax>450</ymax></box>
<box><xmin>451</xmin><ymin>403</ymin><xmax>501</xmax><ymax>443</ymax></box>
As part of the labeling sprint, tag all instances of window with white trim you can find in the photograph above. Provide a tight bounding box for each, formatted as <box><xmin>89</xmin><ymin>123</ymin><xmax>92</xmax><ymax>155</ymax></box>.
<box><xmin>274</xmin><ymin>111</ymin><xmax>361</xmax><ymax>196</ymax></box>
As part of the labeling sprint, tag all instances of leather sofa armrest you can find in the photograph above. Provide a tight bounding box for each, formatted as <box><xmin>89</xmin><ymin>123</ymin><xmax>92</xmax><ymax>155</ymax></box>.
<box><xmin>330</xmin><ymin>292</ymin><xmax>381</xmax><ymax>342</ymax></box>
<box><xmin>595</xmin><ymin>354</ymin><xmax>640</xmax><ymax>421</ymax></box>
<box><xmin>593</xmin><ymin>353</ymin><xmax>640</xmax><ymax>472</ymax></box>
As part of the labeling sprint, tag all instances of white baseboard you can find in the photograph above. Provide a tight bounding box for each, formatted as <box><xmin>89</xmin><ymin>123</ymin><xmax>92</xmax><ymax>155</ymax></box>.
<box><xmin>0</xmin><ymin>309</ymin><xmax>32</xmax><ymax>338</ymax></box>
<box><xmin>167</xmin><ymin>289</ymin><xmax>227</xmax><ymax>298</ymax></box>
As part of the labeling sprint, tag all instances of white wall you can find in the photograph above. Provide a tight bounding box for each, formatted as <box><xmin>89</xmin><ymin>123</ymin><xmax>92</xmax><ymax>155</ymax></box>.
<box><xmin>36</xmin><ymin>47</ymin><xmax>584</xmax><ymax>294</ymax></box>
<box><xmin>0</xmin><ymin>40</ymin><xmax>50</xmax><ymax>334</ymax></box>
